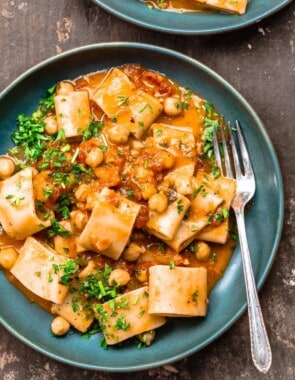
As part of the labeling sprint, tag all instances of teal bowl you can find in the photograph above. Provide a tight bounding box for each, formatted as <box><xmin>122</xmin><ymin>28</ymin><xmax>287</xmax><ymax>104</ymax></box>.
<box><xmin>0</xmin><ymin>43</ymin><xmax>284</xmax><ymax>371</ymax></box>
<box><xmin>93</xmin><ymin>0</ymin><xmax>293</xmax><ymax>35</ymax></box>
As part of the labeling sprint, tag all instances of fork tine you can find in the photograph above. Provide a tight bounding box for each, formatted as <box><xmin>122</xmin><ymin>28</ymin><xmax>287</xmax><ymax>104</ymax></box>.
<box><xmin>235</xmin><ymin>121</ymin><xmax>254</xmax><ymax>178</ymax></box>
<box><xmin>213</xmin><ymin>127</ymin><xmax>223</xmax><ymax>175</ymax></box>
<box><xmin>228</xmin><ymin>122</ymin><xmax>242</xmax><ymax>179</ymax></box>
<box><xmin>221</xmin><ymin>126</ymin><xmax>234</xmax><ymax>178</ymax></box>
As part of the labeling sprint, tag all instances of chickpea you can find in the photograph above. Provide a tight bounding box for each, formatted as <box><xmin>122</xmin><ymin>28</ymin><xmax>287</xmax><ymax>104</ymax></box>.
<box><xmin>108</xmin><ymin>268</ymin><xmax>130</xmax><ymax>286</ymax></box>
<box><xmin>123</xmin><ymin>243</ymin><xmax>146</xmax><ymax>262</ymax></box>
<box><xmin>148</xmin><ymin>192</ymin><xmax>168</xmax><ymax>213</ymax></box>
<box><xmin>75</xmin><ymin>183</ymin><xmax>89</xmax><ymax>201</ymax></box>
<box><xmin>0</xmin><ymin>247</ymin><xmax>18</xmax><ymax>269</ymax></box>
<box><xmin>85</xmin><ymin>147</ymin><xmax>104</xmax><ymax>168</ymax></box>
<box><xmin>138</xmin><ymin>330</ymin><xmax>156</xmax><ymax>346</ymax></box>
<box><xmin>56</xmin><ymin>81</ymin><xmax>75</xmax><ymax>95</ymax></box>
<box><xmin>0</xmin><ymin>156</ymin><xmax>16</xmax><ymax>180</ymax></box>
<box><xmin>44</xmin><ymin>115</ymin><xmax>58</xmax><ymax>135</ymax></box>
<box><xmin>141</xmin><ymin>183</ymin><xmax>157</xmax><ymax>200</ymax></box>
<box><xmin>51</xmin><ymin>316</ymin><xmax>70</xmax><ymax>336</ymax></box>
<box><xmin>195</xmin><ymin>241</ymin><xmax>211</xmax><ymax>261</ymax></box>
<box><xmin>71</xmin><ymin>210</ymin><xmax>88</xmax><ymax>231</ymax></box>
<box><xmin>108</xmin><ymin>124</ymin><xmax>130</xmax><ymax>144</ymax></box>
<box><xmin>163</xmin><ymin>96</ymin><xmax>182</xmax><ymax>116</ymax></box>
<box><xmin>161</xmin><ymin>152</ymin><xmax>176</xmax><ymax>169</ymax></box>
<box><xmin>85</xmin><ymin>193</ymin><xmax>100</xmax><ymax>210</ymax></box>
<box><xmin>135</xmin><ymin>268</ymin><xmax>148</xmax><ymax>283</ymax></box>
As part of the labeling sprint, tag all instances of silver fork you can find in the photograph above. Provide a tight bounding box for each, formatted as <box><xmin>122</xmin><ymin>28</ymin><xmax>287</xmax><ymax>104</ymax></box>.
<box><xmin>213</xmin><ymin>121</ymin><xmax>272</xmax><ymax>373</ymax></box>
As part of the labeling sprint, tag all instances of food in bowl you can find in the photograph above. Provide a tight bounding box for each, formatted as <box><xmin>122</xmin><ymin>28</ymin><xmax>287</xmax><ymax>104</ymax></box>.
<box><xmin>144</xmin><ymin>0</ymin><xmax>248</xmax><ymax>14</ymax></box>
<box><xmin>0</xmin><ymin>64</ymin><xmax>236</xmax><ymax>348</ymax></box>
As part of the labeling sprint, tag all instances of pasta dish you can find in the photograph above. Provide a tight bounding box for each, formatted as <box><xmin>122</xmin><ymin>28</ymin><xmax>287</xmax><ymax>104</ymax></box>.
<box><xmin>0</xmin><ymin>64</ymin><xmax>236</xmax><ymax>347</ymax></box>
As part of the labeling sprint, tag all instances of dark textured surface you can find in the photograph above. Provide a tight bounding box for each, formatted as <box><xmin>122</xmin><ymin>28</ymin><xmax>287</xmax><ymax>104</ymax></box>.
<box><xmin>0</xmin><ymin>1</ymin><xmax>294</xmax><ymax>379</ymax></box>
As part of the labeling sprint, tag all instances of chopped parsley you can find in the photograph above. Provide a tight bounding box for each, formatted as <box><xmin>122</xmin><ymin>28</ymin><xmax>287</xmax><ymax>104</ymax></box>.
<box><xmin>125</xmin><ymin>188</ymin><xmax>134</xmax><ymax>198</ymax></box>
<box><xmin>201</xmin><ymin>101</ymin><xmax>223</xmax><ymax>160</ymax></box>
<box><xmin>177</xmin><ymin>199</ymin><xmax>184</xmax><ymax>214</ymax></box>
<box><xmin>47</xmin><ymin>218</ymin><xmax>71</xmax><ymax>237</ymax></box>
<box><xmin>55</xmin><ymin>193</ymin><xmax>71</xmax><ymax>219</ymax></box>
<box><xmin>117</xmin><ymin>95</ymin><xmax>130</xmax><ymax>106</ymax></box>
<box><xmin>78</xmin><ymin>264</ymin><xmax>118</xmax><ymax>302</ymax></box>
<box><xmin>189</xmin><ymin>243</ymin><xmax>198</xmax><ymax>253</ymax></box>
<box><xmin>5</xmin><ymin>194</ymin><xmax>25</xmax><ymax>207</ymax></box>
<box><xmin>158</xmin><ymin>242</ymin><xmax>167</xmax><ymax>253</ymax></box>
<box><xmin>214</xmin><ymin>207</ymin><xmax>229</xmax><ymax>223</ymax></box>
<box><xmin>211</xmin><ymin>165</ymin><xmax>221</xmax><ymax>179</ymax></box>
<box><xmin>114</xmin><ymin>314</ymin><xmax>131</xmax><ymax>331</ymax></box>
<box><xmin>139</xmin><ymin>103</ymin><xmax>153</xmax><ymax>113</ymax></box>
<box><xmin>192</xmin><ymin>291</ymin><xmax>198</xmax><ymax>303</ymax></box>
<box><xmin>181</xmin><ymin>101</ymin><xmax>189</xmax><ymax>110</ymax></box>
<box><xmin>39</xmin><ymin>85</ymin><xmax>56</xmax><ymax>116</ymax></box>
<box><xmin>81</xmin><ymin>321</ymin><xmax>101</xmax><ymax>340</ymax></box>
<box><xmin>12</xmin><ymin>114</ymin><xmax>51</xmax><ymax>161</ymax></box>
<box><xmin>82</xmin><ymin>120</ymin><xmax>104</xmax><ymax>141</ymax></box>
<box><xmin>53</xmin><ymin>259</ymin><xmax>78</xmax><ymax>285</ymax></box>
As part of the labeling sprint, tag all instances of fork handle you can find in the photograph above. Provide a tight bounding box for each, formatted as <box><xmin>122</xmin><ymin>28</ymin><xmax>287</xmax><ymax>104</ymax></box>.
<box><xmin>235</xmin><ymin>209</ymin><xmax>272</xmax><ymax>373</ymax></box>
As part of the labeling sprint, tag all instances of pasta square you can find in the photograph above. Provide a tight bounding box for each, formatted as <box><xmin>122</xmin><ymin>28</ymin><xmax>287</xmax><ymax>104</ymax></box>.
<box><xmin>55</xmin><ymin>91</ymin><xmax>92</xmax><ymax>137</ymax></box>
<box><xmin>0</xmin><ymin>167</ymin><xmax>52</xmax><ymax>240</ymax></box>
<box><xmin>92</xmin><ymin>69</ymin><xmax>163</xmax><ymax>138</ymax></box>
<box><xmin>194</xmin><ymin>0</ymin><xmax>248</xmax><ymax>14</ymax></box>
<box><xmin>95</xmin><ymin>286</ymin><xmax>166</xmax><ymax>345</ymax></box>
<box><xmin>11</xmin><ymin>237</ymin><xmax>73</xmax><ymax>304</ymax></box>
<box><xmin>78</xmin><ymin>188</ymin><xmax>141</xmax><ymax>260</ymax></box>
<box><xmin>149</xmin><ymin>266</ymin><xmax>208</xmax><ymax>317</ymax></box>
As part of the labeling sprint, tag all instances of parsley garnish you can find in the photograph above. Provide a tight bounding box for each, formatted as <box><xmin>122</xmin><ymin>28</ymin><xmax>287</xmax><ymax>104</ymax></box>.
<box><xmin>53</xmin><ymin>259</ymin><xmax>78</xmax><ymax>285</ymax></box>
<box><xmin>211</xmin><ymin>165</ymin><xmax>221</xmax><ymax>179</ymax></box>
<box><xmin>81</xmin><ymin>321</ymin><xmax>101</xmax><ymax>340</ymax></box>
<box><xmin>181</xmin><ymin>101</ymin><xmax>189</xmax><ymax>110</ymax></box>
<box><xmin>5</xmin><ymin>194</ymin><xmax>25</xmax><ymax>207</ymax></box>
<box><xmin>189</xmin><ymin>243</ymin><xmax>198</xmax><ymax>253</ymax></box>
<box><xmin>47</xmin><ymin>218</ymin><xmax>71</xmax><ymax>237</ymax></box>
<box><xmin>115</xmin><ymin>314</ymin><xmax>131</xmax><ymax>331</ymax></box>
<box><xmin>79</xmin><ymin>264</ymin><xmax>118</xmax><ymax>302</ymax></box>
<box><xmin>117</xmin><ymin>96</ymin><xmax>130</xmax><ymax>106</ymax></box>
<box><xmin>192</xmin><ymin>291</ymin><xmax>198</xmax><ymax>302</ymax></box>
<box><xmin>39</xmin><ymin>85</ymin><xmax>56</xmax><ymax>116</ymax></box>
<box><xmin>177</xmin><ymin>199</ymin><xmax>184</xmax><ymax>214</ymax></box>
<box><xmin>12</xmin><ymin>114</ymin><xmax>51</xmax><ymax>161</ymax></box>
<box><xmin>55</xmin><ymin>193</ymin><xmax>71</xmax><ymax>219</ymax></box>
<box><xmin>158</xmin><ymin>242</ymin><xmax>167</xmax><ymax>253</ymax></box>
<box><xmin>125</xmin><ymin>188</ymin><xmax>134</xmax><ymax>198</ymax></box>
<box><xmin>82</xmin><ymin>120</ymin><xmax>104</xmax><ymax>141</ymax></box>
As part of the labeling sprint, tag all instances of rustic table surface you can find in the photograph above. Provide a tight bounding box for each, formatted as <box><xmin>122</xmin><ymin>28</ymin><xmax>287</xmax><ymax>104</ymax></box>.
<box><xmin>0</xmin><ymin>1</ymin><xmax>294</xmax><ymax>379</ymax></box>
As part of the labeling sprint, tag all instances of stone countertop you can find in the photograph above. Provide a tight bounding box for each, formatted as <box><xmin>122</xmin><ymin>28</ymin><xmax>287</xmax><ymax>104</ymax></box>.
<box><xmin>0</xmin><ymin>1</ymin><xmax>294</xmax><ymax>379</ymax></box>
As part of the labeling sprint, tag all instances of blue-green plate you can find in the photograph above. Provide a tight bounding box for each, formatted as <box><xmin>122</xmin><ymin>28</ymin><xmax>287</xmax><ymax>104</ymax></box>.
<box><xmin>93</xmin><ymin>0</ymin><xmax>292</xmax><ymax>35</ymax></box>
<box><xmin>0</xmin><ymin>43</ymin><xmax>283</xmax><ymax>371</ymax></box>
